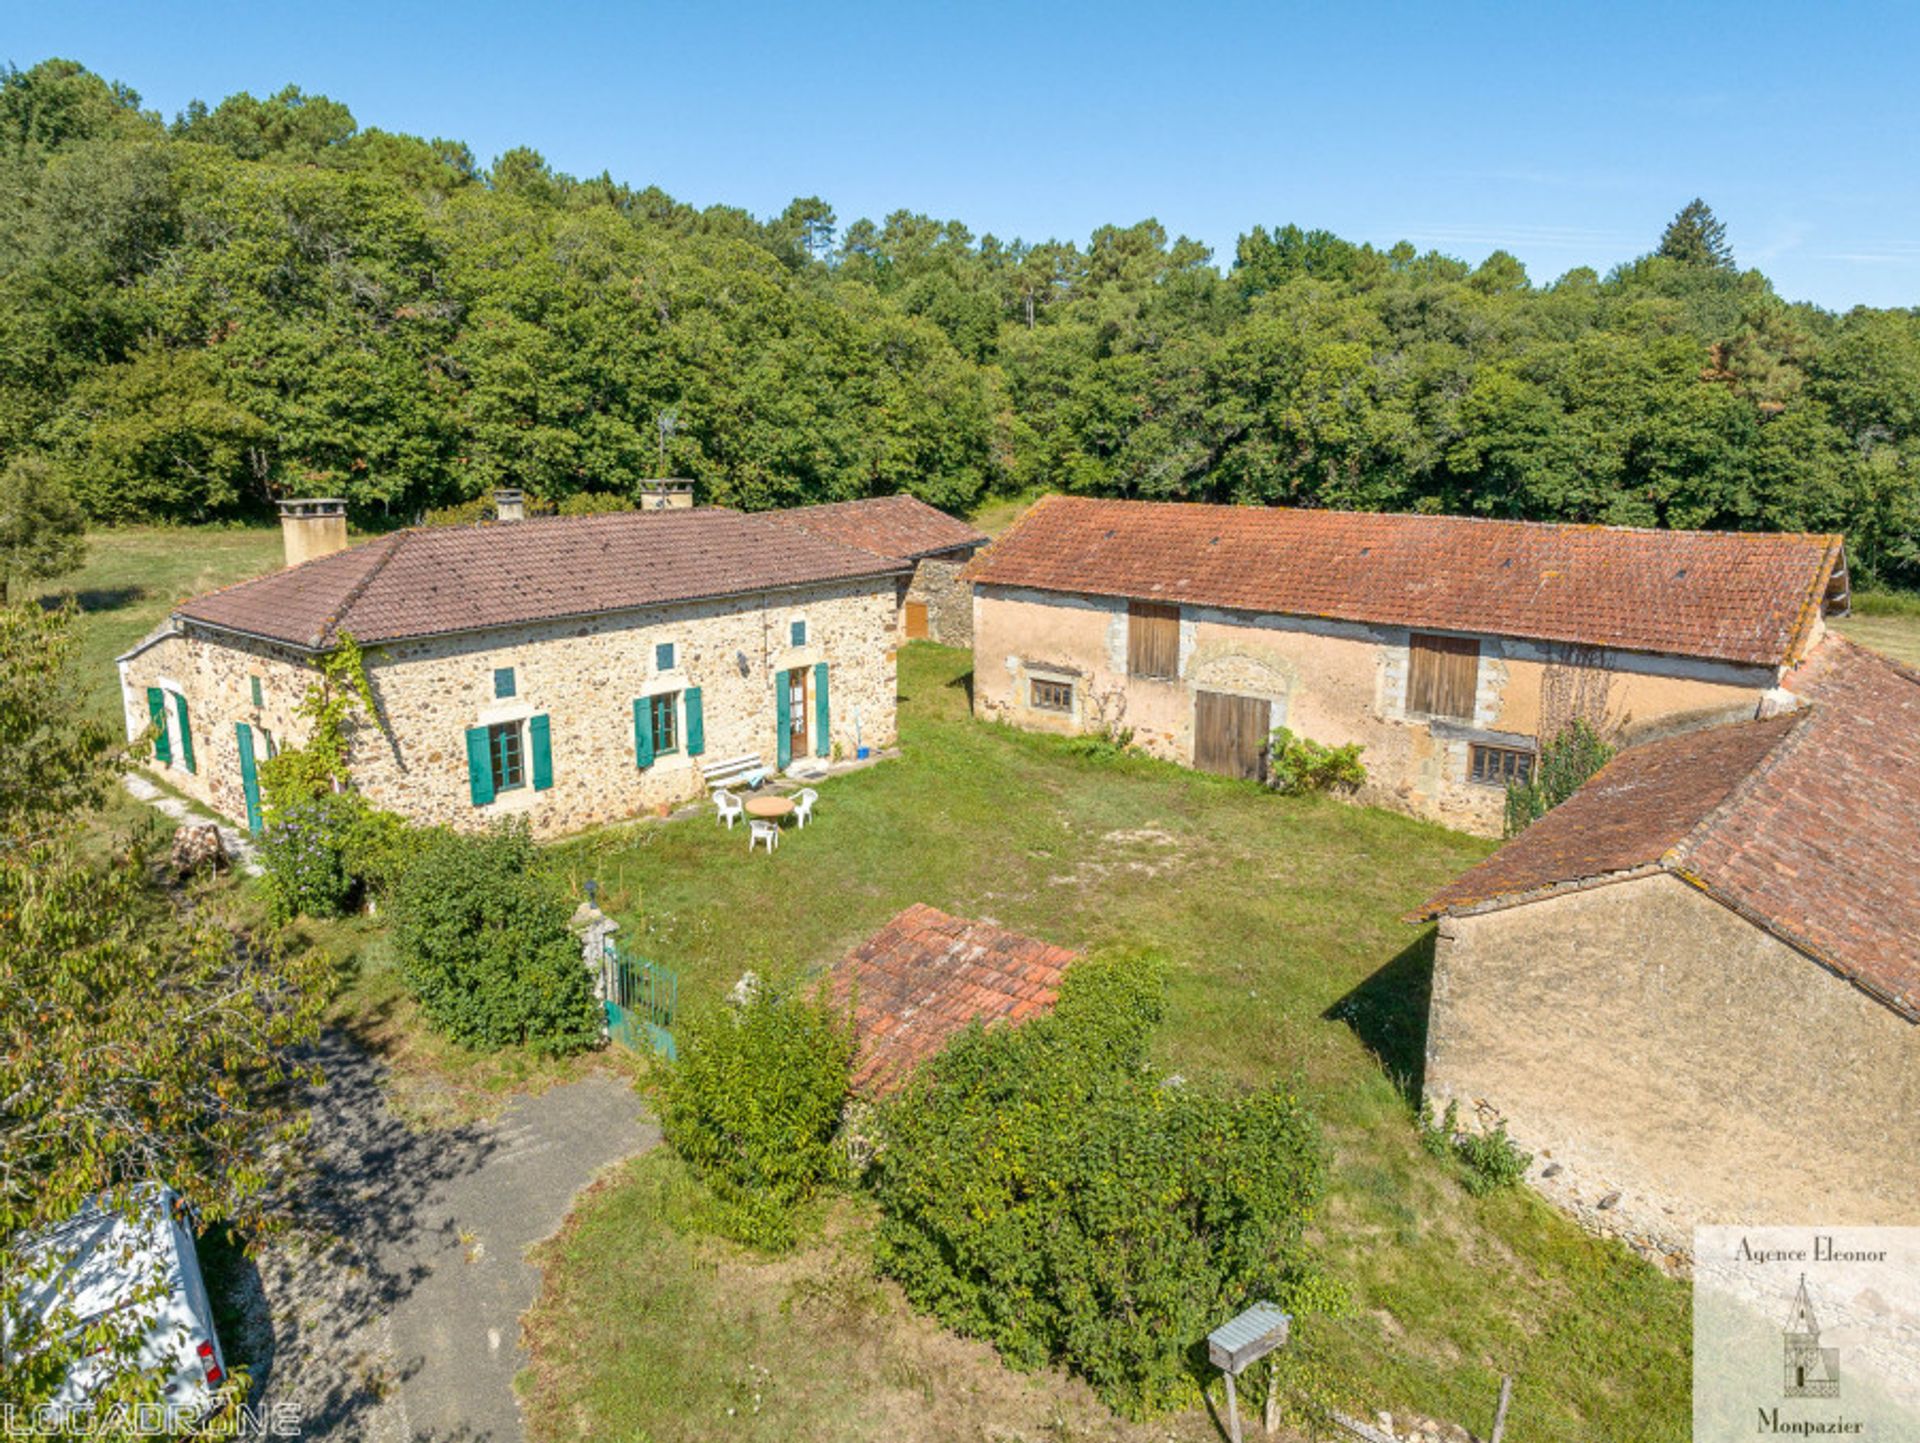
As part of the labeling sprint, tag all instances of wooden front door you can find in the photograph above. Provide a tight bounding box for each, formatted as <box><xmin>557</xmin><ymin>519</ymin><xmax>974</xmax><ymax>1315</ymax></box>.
<box><xmin>1193</xmin><ymin>691</ymin><xmax>1272</xmax><ymax>781</ymax></box>
<box><xmin>787</xmin><ymin>667</ymin><xmax>809</xmax><ymax>757</ymax></box>
<box><xmin>904</xmin><ymin>600</ymin><xmax>929</xmax><ymax>640</ymax></box>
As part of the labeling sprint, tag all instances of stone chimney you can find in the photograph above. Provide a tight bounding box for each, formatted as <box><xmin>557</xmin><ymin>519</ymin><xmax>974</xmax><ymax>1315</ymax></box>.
<box><xmin>494</xmin><ymin>487</ymin><xmax>526</xmax><ymax>523</ymax></box>
<box><xmin>278</xmin><ymin>498</ymin><xmax>349</xmax><ymax>568</ymax></box>
<box><xmin>638</xmin><ymin>479</ymin><xmax>695</xmax><ymax>510</ymax></box>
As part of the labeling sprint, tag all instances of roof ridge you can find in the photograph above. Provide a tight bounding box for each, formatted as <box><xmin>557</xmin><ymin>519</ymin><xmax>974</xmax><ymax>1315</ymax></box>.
<box><xmin>312</xmin><ymin>530</ymin><xmax>411</xmax><ymax>649</ymax></box>
<box><xmin>1662</xmin><ymin>705</ymin><xmax>1821</xmax><ymax>875</ymax></box>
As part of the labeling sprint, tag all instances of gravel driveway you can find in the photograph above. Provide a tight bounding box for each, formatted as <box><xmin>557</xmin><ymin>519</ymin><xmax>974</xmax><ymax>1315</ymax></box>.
<box><xmin>226</xmin><ymin>1032</ymin><xmax>657</xmax><ymax>1441</ymax></box>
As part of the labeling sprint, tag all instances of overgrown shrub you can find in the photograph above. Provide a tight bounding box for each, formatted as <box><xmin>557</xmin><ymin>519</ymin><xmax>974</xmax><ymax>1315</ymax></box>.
<box><xmin>1063</xmin><ymin>724</ymin><xmax>1135</xmax><ymax>762</ymax></box>
<box><xmin>1419</xmin><ymin>1100</ymin><xmax>1533</xmax><ymax>1196</ymax></box>
<box><xmin>389</xmin><ymin>822</ymin><xmax>600</xmax><ymax>1055</ymax></box>
<box><xmin>869</xmin><ymin>946</ymin><xmax>1338</xmax><ymax>1420</ymax></box>
<box><xmin>1504</xmin><ymin>718</ymin><xmax>1615</xmax><ymax>836</ymax></box>
<box><xmin>658</xmin><ymin>983</ymin><xmax>854</xmax><ymax>1251</ymax></box>
<box><xmin>258</xmin><ymin>793</ymin><xmax>360</xmax><ymax>921</ymax></box>
<box><xmin>1267</xmin><ymin>727</ymin><xmax>1367</xmax><ymax>796</ymax></box>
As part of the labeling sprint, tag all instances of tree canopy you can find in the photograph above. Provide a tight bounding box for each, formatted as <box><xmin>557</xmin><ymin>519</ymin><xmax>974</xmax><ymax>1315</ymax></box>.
<box><xmin>2</xmin><ymin>59</ymin><xmax>1917</xmax><ymax>584</ymax></box>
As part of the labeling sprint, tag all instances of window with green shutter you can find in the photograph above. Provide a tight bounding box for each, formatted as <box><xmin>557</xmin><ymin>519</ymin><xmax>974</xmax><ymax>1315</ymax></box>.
<box><xmin>684</xmin><ymin>686</ymin><xmax>704</xmax><ymax>756</ymax></box>
<box><xmin>528</xmin><ymin>714</ymin><xmax>553</xmax><ymax>791</ymax></box>
<box><xmin>813</xmin><ymin>661</ymin><xmax>830</xmax><ymax>758</ymax></box>
<box><xmin>649</xmin><ymin>692</ymin><xmax>680</xmax><ymax>755</ymax></box>
<box><xmin>494</xmin><ymin>666</ymin><xmax>517</xmax><ymax>699</ymax></box>
<box><xmin>250</xmin><ymin>675</ymin><xmax>264</xmax><ymax>708</ymax></box>
<box><xmin>172</xmin><ymin>692</ymin><xmax>196</xmax><ymax>774</ymax></box>
<box><xmin>146</xmin><ymin>687</ymin><xmax>171</xmax><ymax>764</ymax></box>
<box><xmin>465</xmin><ymin>726</ymin><xmax>495</xmax><ymax>806</ymax></box>
<box><xmin>655</xmin><ymin>642</ymin><xmax>676</xmax><ymax>672</ymax></box>
<box><xmin>487</xmin><ymin>721</ymin><xmax>525</xmax><ymax>792</ymax></box>
<box><xmin>790</xmin><ymin>619</ymin><xmax>807</xmax><ymax>647</ymax></box>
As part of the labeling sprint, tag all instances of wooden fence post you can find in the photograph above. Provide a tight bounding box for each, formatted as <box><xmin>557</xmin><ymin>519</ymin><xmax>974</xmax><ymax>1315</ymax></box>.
<box><xmin>1490</xmin><ymin>1375</ymin><xmax>1514</xmax><ymax>1443</ymax></box>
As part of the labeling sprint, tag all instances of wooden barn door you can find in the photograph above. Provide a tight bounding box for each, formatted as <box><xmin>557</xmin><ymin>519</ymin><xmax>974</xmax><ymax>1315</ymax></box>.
<box><xmin>904</xmin><ymin>600</ymin><xmax>929</xmax><ymax>639</ymax></box>
<box><xmin>1193</xmin><ymin>691</ymin><xmax>1271</xmax><ymax>781</ymax></box>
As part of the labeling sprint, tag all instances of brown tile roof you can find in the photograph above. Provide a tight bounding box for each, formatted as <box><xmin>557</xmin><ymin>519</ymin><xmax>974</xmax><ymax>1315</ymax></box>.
<box><xmin>1412</xmin><ymin>639</ymin><xmax>1920</xmax><ymax>1021</ymax></box>
<box><xmin>175</xmin><ymin>508</ymin><xmax>908</xmax><ymax>649</ymax></box>
<box><xmin>763</xmin><ymin>494</ymin><xmax>988</xmax><ymax>562</ymax></box>
<box><xmin>963</xmin><ymin>495</ymin><xmax>1843</xmax><ymax>668</ymax></box>
<box><xmin>830</xmin><ymin>903</ymin><xmax>1078</xmax><ymax>1096</ymax></box>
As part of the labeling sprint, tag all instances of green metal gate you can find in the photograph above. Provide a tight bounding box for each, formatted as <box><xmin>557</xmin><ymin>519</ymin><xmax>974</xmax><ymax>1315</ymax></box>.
<box><xmin>603</xmin><ymin>939</ymin><xmax>676</xmax><ymax>1061</ymax></box>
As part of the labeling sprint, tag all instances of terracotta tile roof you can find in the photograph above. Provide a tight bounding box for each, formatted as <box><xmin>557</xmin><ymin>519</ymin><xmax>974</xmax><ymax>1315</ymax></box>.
<box><xmin>830</xmin><ymin>903</ymin><xmax>1078</xmax><ymax>1096</ymax></box>
<box><xmin>1412</xmin><ymin>639</ymin><xmax>1920</xmax><ymax>1021</ymax></box>
<box><xmin>963</xmin><ymin>495</ymin><xmax>1844</xmax><ymax>668</ymax></box>
<box><xmin>174</xmin><ymin>508</ymin><xmax>908</xmax><ymax>650</ymax></box>
<box><xmin>763</xmin><ymin>494</ymin><xmax>988</xmax><ymax>562</ymax></box>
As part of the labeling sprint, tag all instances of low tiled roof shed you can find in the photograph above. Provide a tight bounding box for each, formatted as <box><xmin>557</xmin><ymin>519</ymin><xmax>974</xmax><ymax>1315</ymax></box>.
<box><xmin>832</xmin><ymin>903</ymin><xmax>1078</xmax><ymax>1096</ymax></box>
<box><xmin>763</xmin><ymin>494</ymin><xmax>989</xmax><ymax>562</ymax></box>
<box><xmin>1412</xmin><ymin>638</ymin><xmax>1920</xmax><ymax>1021</ymax></box>
<box><xmin>964</xmin><ymin>496</ymin><xmax>1847</xmax><ymax>668</ymax></box>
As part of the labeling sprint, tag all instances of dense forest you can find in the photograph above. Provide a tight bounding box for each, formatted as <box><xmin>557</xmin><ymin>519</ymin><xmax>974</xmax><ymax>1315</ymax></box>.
<box><xmin>3</xmin><ymin>58</ymin><xmax>1917</xmax><ymax>582</ymax></box>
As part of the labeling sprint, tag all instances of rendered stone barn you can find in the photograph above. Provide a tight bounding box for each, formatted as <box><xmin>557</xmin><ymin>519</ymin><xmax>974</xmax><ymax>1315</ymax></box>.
<box><xmin>766</xmin><ymin>494</ymin><xmax>989</xmax><ymax>646</ymax></box>
<box><xmin>117</xmin><ymin>498</ymin><xmax>911</xmax><ymax>839</ymax></box>
<box><xmin>965</xmin><ymin>496</ymin><xmax>1851</xmax><ymax>834</ymax></box>
<box><xmin>1412</xmin><ymin>639</ymin><xmax>1920</xmax><ymax>1252</ymax></box>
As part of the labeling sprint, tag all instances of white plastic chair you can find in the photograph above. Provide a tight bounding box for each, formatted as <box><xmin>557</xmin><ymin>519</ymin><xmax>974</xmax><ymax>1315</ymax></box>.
<box><xmin>748</xmin><ymin>818</ymin><xmax>780</xmax><ymax>854</ymax></box>
<box><xmin>713</xmin><ymin>789</ymin><xmax>744</xmax><ymax>830</ymax></box>
<box><xmin>792</xmin><ymin>788</ymin><xmax>819</xmax><ymax>829</ymax></box>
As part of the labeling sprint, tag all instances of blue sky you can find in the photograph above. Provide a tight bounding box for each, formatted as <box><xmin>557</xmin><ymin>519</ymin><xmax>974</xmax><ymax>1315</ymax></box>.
<box><xmin>10</xmin><ymin>1</ymin><xmax>1918</xmax><ymax>309</ymax></box>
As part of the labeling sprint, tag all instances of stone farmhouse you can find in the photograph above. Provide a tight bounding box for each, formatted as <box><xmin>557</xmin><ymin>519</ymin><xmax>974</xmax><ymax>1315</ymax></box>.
<box><xmin>117</xmin><ymin>498</ymin><xmax>925</xmax><ymax>839</ymax></box>
<box><xmin>963</xmin><ymin>496</ymin><xmax>1850</xmax><ymax>834</ymax></box>
<box><xmin>1411</xmin><ymin>638</ymin><xmax>1920</xmax><ymax>1252</ymax></box>
<box><xmin>766</xmin><ymin>494</ymin><xmax>989</xmax><ymax>646</ymax></box>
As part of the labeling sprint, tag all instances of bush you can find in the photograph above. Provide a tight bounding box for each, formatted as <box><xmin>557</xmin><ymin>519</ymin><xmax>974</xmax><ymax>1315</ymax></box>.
<box><xmin>658</xmin><ymin>984</ymin><xmax>854</xmax><ymax>1251</ymax></box>
<box><xmin>869</xmin><ymin>947</ymin><xmax>1337</xmax><ymax>1420</ymax></box>
<box><xmin>258</xmin><ymin>793</ymin><xmax>360</xmax><ymax>921</ymax></box>
<box><xmin>1267</xmin><ymin>727</ymin><xmax>1367</xmax><ymax>795</ymax></box>
<box><xmin>1419</xmin><ymin>1100</ymin><xmax>1533</xmax><ymax>1196</ymax></box>
<box><xmin>1504</xmin><ymin>718</ymin><xmax>1615</xmax><ymax>836</ymax></box>
<box><xmin>389</xmin><ymin>822</ymin><xmax>600</xmax><ymax>1055</ymax></box>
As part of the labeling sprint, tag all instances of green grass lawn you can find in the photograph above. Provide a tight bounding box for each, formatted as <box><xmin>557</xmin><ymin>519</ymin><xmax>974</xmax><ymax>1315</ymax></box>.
<box><xmin>530</xmin><ymin>644</ymin><xmax>1691</xmax><ymax>1443</ymax></box>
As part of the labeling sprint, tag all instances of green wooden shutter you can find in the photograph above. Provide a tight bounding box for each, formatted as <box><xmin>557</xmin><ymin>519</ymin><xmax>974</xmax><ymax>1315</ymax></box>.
<box><xmin>632</xmin><ymin>697</ymin><xmax>654</xmax><ymax>768</ymax></box>
<box><xmin>529</xmin><ymin>714</ymin><xmax>554</xmax><ymax>791</ymax></box>
<box><xmin>172</xmin><ymin>692</ymin><xmax>196</xmax><ymax>774</ymax></box>
<box><xmin>775</xmin><ymin>674</ymin><xmax>792</xmax><ymax>769</ymax></box>
<box><xmin>813</xmin><ymin>662</ymin><xmax>830</xmax><ymax>758</ymax></box>
<box><xmin>146</xmin><ymin>687</ymin><xmax>171</xmax><ymax>764</ymax></box>
<box><xmin>465</xmin><ymin>726</ymin><xmax>495</xmax><ymax>806</ymax></box>
<box><xmin>684</xmin><ymin>686</ymin><xmax>705</xmax><ymax>756</ymax></box>
<box><xmin>235</xmin><ymin>722</ymin><xmax>262</xmax><ymax>834</ymax></box>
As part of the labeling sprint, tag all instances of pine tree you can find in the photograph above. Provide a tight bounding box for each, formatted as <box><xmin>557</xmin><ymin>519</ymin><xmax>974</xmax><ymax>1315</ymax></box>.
<box><xmin>1658</xmin><ymin>198</ymin><xmax>1735</xmax><ymax>269</ymax></box>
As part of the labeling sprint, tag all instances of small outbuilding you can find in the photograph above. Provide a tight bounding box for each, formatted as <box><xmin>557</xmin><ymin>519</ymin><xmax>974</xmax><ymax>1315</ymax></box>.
<box><xmin>832</xmin><ymin>903</ymin><xmax>1077</xmax><ymax>1096</ymax></box>
<box><xmin>1410</xmin><ymin>638</ymin><xmax>1920</xmax><ymax>1251</ymax></box>
<box><xmin>766</xmin><ymin>495</ymin><xmax>989</xmax><ymax>647</ymax></box>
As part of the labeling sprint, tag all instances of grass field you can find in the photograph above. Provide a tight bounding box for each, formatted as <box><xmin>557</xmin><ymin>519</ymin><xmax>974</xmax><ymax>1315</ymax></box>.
<box><xmin>527</xmin><ymin>644</ymin><xmax>1691</xmax><ymax>1443</ymax></box>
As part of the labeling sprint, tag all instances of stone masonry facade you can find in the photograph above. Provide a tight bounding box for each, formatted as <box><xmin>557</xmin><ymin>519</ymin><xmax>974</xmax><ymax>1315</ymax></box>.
<box><xmin>903</xmin><ymin>547</ymin><xmax>980</xmax><ymax>648</ymax></box>
<box><xmin>120</xmin><ymin>578</ymin><xmax>899</xmax><ymax>840</ymax></box>
<box><xmin>971</xmin><ymin>583</ymin><xmax>1780</xmax><ymax>835</ymax></box>
<box><xmin>1425</xmin><ymin>874</ymin><xmax>1920</xmax><ymax>1255</ymax></box>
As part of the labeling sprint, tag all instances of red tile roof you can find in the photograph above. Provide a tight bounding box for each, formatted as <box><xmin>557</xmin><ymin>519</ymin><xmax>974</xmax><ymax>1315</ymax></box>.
<box><xmin>1413</xmin><ymin>639</ymin><xmax>1920</xmax><ymax>1021</ymax></box>
<box><xmin>175</xmin><ymin>508</ymin><xmax>908</xmax><ymax>649</ymax></box>
<box><xmin>964</xmin><ymin>495</ymin><xmax>1844</xmax><ymax>668</ymax></box>
<box><xmin>831</xmin><ymin>903</ymin><xmax>1078</xmax><ymax>1096</ymax></box>
<box><xmin>763</xmin><ymin>494</ymin><xmax>988</xmax><ymax>562</ymax></box>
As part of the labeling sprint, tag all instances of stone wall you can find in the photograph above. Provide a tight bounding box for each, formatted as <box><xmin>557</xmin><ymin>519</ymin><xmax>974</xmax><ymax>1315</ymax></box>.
<box><xmin>118</xmin><ymin>625</ymin><xmax>321</xmax><ymax>824</ymax></box>
<box><xmin>118</xmin><ymin>578</ymin><xmax>900</xmax><ymax>840</ymax></box>
<box><xmin>904</xmin><ymin>546</ymin><xmax>980</xmax><ymax>647</ymax></box>
<box><xmin>971</xmin><ymin>584</ymin><xmax>1776</xmax><ymax>835</ymax></box>
<box><xmin>1426</xmin><ymin>875</ymin><xmax>1920</xmax><ymax>1253</ymax></box>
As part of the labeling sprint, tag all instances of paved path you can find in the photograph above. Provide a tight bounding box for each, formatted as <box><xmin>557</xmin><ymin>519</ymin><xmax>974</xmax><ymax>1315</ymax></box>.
<box><xmin>120</xmin><ymin>771</ymin><xmax>263</xmax><ymax>874</ymax></box>
<box><xmin>234</xmin><ymin>1034</ymin><xmax>657</xmax><ymax>1442</ymax></box>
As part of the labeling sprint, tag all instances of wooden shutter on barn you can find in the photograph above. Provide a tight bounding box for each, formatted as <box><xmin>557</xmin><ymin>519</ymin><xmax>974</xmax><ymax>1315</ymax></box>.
<box><xmin>529</xmin><ymin>714</ymin><xmax>554</xmax><ymax>791</ymax></box>
<box><xmin>1127</xmin><ymin>602</ymin><xmax>1180</xmax><ymax>680</ymax></box>
<box><xmin>1407</xmin><ymin>634</ymin><xmax>1480</xmax><ymax>721</ymax></box>
<box><xmin>146</xmin><ymin>687</ymin><xmax>171</xmax><ymax>764</ymax></box>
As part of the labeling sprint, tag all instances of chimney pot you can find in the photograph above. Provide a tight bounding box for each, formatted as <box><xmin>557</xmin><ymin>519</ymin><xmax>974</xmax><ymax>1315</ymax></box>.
<box><xmin>278</xmin><ymin>498</ymin><xmax>350</xmax><ymax>568</ymax></box>
<box><xmin>638</xmin><ymin>479</ymin><xmax>695</xmax><ymax>510</ymax></box>
<box><xmin>493</xmin><ymin>488</ymin><xmax>526</xmax><ymax>523</ymax></box>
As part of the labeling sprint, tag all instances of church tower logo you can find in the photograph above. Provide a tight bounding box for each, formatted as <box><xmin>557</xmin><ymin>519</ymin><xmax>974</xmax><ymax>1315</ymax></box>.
<box><xmin>1782</xmin><ymin>1272</ymin><xmax>1841</xmax><ymax>1399</ymax></box>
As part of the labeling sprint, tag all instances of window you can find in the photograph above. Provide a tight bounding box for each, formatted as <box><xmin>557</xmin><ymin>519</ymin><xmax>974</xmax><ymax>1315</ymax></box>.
<box><xmin>790</xmin><ymin>619</ymin><xmax>807</xmax><ymax>647</ymax></box>
<box><xmin>1030</xmin><ymin>678</ymin><xmax>1074</xmax><ymax>713</ymax></box>
<box><xmin>249</xmin><ymin>675</ymin><xmax>264</xmax><ymax>708</ymax></box>
<box><xmin>655</xmin><ymin>641</ymin><xmax>676</xmax><ymax>672</ymax></box>
<box><xmin>258</xmin><ymin>728</ymin><xmax>277</xmax><ymax>760</ymax></box>
<box><xmin>650</xmin><ymin>691</ymin><xmax>680</xmax><ymax>754</ymax></box>
<box><xmin>1469</xmin><ymin>744</ymin><xmax>1535</xmax><ymax>787</ymax></box>
<box><xmin>1407</xmin><ymin>633</ymin><xmax>1479</xmax><ymax>721</ymax></box>
<box><xmin>487</xmin><ymin>720</ymin><xmax>526</xmax><ymax>792</ymax></box>
<box><xmin>493</xmin><ymin>666</ymin><xmax>517</xmax><ymax>699</ymax></box>
<box><xmin>1127</xmin><ymin>601</ymin><xmax>1180</xmax><ymax>680</ymax></box>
